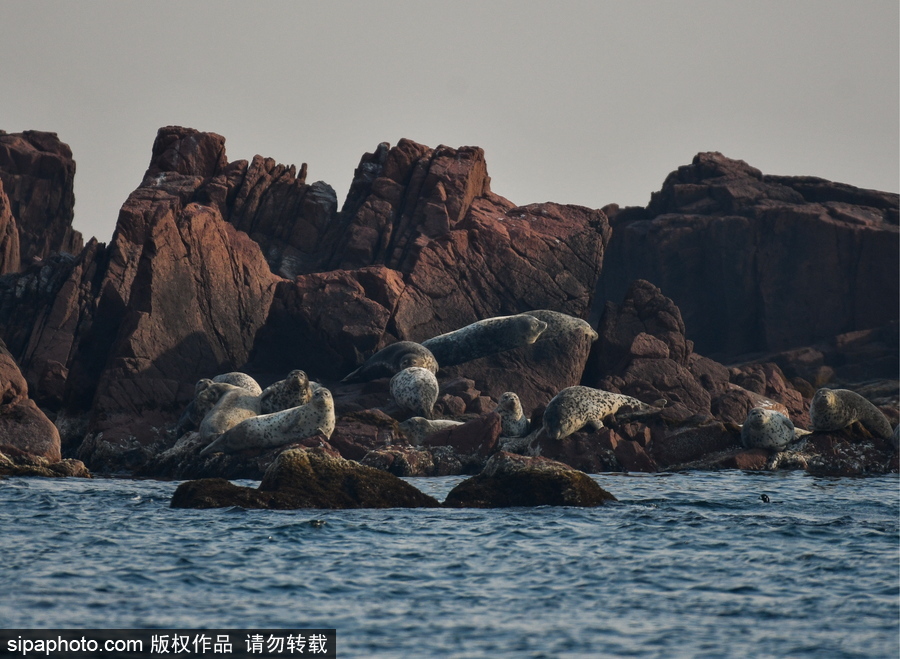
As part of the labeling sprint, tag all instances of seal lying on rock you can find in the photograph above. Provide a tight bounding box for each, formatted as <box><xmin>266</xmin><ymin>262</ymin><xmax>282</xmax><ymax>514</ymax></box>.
<box><xmin>212</xmin><ymin>372</ymin><xmax>263</xmax><ymax>396</ymax></box>
<box><xmin>200</xmin><ymin>388</ymin><xmax>336</xmax><ymax>456</ymax></box>
<box><xmin>524</xmin><ymin>310</ymin><xmax>598</xmax><ymax>342</ymax></box>
<box><xmin>259</xmin><ymin>369</ymin><xmax>312</xmax><ymax>414</ymax></box>
<box><xmin>542</xmin><ymin>386</ymin><xmax>666</xmax><ymax>440</ymax></box>
<box><xmin>740</xmin><ymin>408</ymin><xmax>796</xmax><ymax>451</ymax></box>
<box><xmin>341</xmin><ymin>342</ymin><xmax>439</xmax><ymax>383</ymax></box>
<box><xmin>390</xmin><ymin>367</ymin><xmax>439</xmax><ymax>419</ymax></box>
<box><xmin>420</xmin><ymin>314</ymin><xmax>548</xmax><ymax>367</ymax></box>
<box><xmin>400</xmin><ymin>417</ymin><xmax>464</xmax><ymax>446</ymax></box>
<box><xmin>495</xmin><ymin>392</ymin><xmax>529</xmax><ymax>437</ymax></box>
<box><xmin>809</xmin><ymin>388</ymin><xmax>893</xmax><ymax>439</ymax></box>
<box><xmin>198</xmin><ymin>385</ymin><xmax>262</xmax><ymax>440</ymax></box>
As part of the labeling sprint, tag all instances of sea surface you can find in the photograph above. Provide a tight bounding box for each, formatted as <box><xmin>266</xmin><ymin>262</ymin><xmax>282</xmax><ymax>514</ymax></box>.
<box><xmin>1</xmin><ymin>471</ymin><xmax>898</xmax><ymax>658</ymax></box>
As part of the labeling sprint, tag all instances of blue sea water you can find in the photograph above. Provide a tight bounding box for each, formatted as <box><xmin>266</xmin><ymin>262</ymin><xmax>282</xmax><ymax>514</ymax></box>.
<box><xmin>1</xmin><ymin>472</ymin><xmax>898</xmax><ymax>658</ymax></box>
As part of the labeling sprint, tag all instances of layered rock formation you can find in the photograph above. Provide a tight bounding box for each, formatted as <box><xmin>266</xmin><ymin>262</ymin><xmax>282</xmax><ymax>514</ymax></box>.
<box><xmin>0</xmin><ymin>129</ymin><xmax>895</xmax><ymax>479</ymax></box>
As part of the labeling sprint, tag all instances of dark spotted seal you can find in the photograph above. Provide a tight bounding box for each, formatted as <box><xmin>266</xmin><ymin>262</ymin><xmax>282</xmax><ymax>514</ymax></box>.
<box><xmin>740</xmin><ymin>408</ymin><xmax>795</xmax><ymax>451</ymax></box>
<box><xmin>259</xmin><ymin>370</ymin><xmax>312</xmax><ymax>415</ymax></box>
<box><xmin>341</xmin><ymin>342</ymin><xmax>438</xmax><ymax>383</ymax></box>
<box><xmin>542</xmin><ymin>386</ymin><xmax>665</xmax><ymax>440</ymax></box>
<box><xmin>496</xmin><ymin>392</ymin><xmax>529</xmax><ymax>437</ymax></box>
<box><xmin>810</xmin><ymin>388</ymin><xmax>893</xmax><ymax>439</ymax></box>
<box><xmin>200</xmin><ymin>388</ymin><xmax>336</xmax><ymax>456</ymax></box>
<box><xmin>420</xmin><ymin>314</ymin><xmax>548</xmax><ymax>367</ymax></box>
<box><xmin>524</xmin><ymin>310</ymin><xmax>598</xmax><ymax>342</ymax></box>
<box><xmin>390</xmin><ymin>367</ymin><xmax>439</xmax><ymax>419</ymax></box>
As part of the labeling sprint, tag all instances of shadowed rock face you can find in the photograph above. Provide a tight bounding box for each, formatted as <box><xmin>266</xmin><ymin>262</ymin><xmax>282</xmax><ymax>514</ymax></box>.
<box><xmin>169</xmin><ymin>447</ymin><xmax>441</xmax><ymax>509</ymax></box>
<box><xmin>442</xmin><ymin>451</ymin><xmax>617</xmax><ymax>508</ymax></box>
<box><xmin>598</xmin><ymin>151</ymin><xmax>899</xmax><ymax>360</ymax></box>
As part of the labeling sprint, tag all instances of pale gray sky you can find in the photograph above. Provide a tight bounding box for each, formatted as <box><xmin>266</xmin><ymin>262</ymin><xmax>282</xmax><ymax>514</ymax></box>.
<box><xmin>2</xmin><ymin>0</ymin><xmax>897</xmax><ymax>243</ymax></box>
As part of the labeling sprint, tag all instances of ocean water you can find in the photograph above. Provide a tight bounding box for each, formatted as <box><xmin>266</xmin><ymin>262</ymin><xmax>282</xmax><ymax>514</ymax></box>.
<box><xmin>1</xmin><ymin>472</ymin><xmax>897</xmax><ymax>659</ymax></box>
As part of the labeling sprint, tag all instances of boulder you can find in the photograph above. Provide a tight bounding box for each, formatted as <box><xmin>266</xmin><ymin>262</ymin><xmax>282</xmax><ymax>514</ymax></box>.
<box><xmin>0</xmin><ymin>447</ymin><xmax>90</xmax><ymax>478</ymax></box>
<box><xmin>170</xmin><ymin>447</ymin><xmax>441</xmax><ymax>509</ymax></box>
<box><xmin>442</xmin><ymin>451</ymin><xmax>617</xmax><ymax>508</ymax></box>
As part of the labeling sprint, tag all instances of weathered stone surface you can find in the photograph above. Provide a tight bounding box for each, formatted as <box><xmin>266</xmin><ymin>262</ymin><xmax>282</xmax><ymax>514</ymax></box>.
<box><xmin>170</xmin><ymin>447</ymin><xmax>441</xmax><ymax>509</ymax></box>
<box><xmin>443</xmin><ymin>451</ymin><xmax>617</xmax><ymax>508</ymax></box>
<box><xmin>0</xmin><ymin>447</ymin><xmax>90</xmax><ymax>478</ymax></box>
<box><xmin>0</xmin><ymin>130</ymin><xmax>83</xmax><ymax>268</ymax></box>
<box><xmin>423</xmin><ymin>412</ymin><xmax>501</xmax><ymax>458</ymax></box>
<box><xmin>0</xmin><ymin>338</ymin><xmax>61</xmax><ymax>461</ymax></box>
<box><xmin>599</xmin><ymin>152</ymin><xmax>899</xmax><ymax>360</ymax></box>
<box><xmin>0</xmin><ymin>179</ymin><xmax>20</xmax><ymax>274</ymax></box>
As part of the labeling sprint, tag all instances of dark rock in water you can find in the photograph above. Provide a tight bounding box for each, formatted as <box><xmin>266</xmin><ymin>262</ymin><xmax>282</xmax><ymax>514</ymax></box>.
<box><xmin>0</xmin><ymin>447</ymin><xmax>90</xmax><ymax>478</ymax></box>
<box><xmin>442</xmin><ymin>451</ymin><xmax>617</xmax><ymax>508</ymax></box>
<box><xmin>170</xmin><ymin>447</ymin><xmax>441</xmax><ymax>509</ymax></box>
<box><xmin>360</xmin><ymin>445</ymin><xmax>437</xmax><ymax>477</ymax></box>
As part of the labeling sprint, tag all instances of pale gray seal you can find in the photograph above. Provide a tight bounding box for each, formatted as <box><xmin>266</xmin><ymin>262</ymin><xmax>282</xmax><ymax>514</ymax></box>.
<box><xmin>809</xmin><ymin>388</ymin><xmax>893</xmax><ymax>439</ymax></box>
<box><xmin>390</xmin><ymin>367</ymin><xmax>439</xmax><ymax>419</ymax></box>
<box><xmin>542</xmin><ymin>386</ymin><xmax>666</xmax><ymax>440</ymax></box>
<box><xmin>259</xmin><ymin>369</ymin><xmax>312</xmax><ymax>414</ymax></box>
<box><xmin>399</xmin><ymin>417</ymin><xmax>464</xmax><ymax>446</ymax></box>
<box><xmin>740</xmin><ymin>408</ymin><xmax>795</xmax><ymax>451</ymax></box>
<box><xmin>200</xmin><ymin>388</ymin><xmax>336</xmax><ymax>456</ymax></box>
<box><xmin>496</xmin><ymin>392</ymin><xmax>529</xmax><ymax>437</ymax></box>
<box><xmin>341</xmin><ymin>341</ymin><xmax>438</xmax><ymax>383</ymax></box>
<box><xmin>197</xmin><ymin>385</ymin><xmax>262</xmax><ymax>440</ymax></box>
<box><xmin>212</xmin><ymin>372</ymin><xmax>263</xmax><ymax>396</ymax></box>
<box><xmin>420</xmin><ymin>314</ymin><xmax>548</xmax><ymax>367</ymax></box>
<box><xmin>524</xmin><ymin>310</ymin><xmax>598</xmax><ymax>342</ymax></box>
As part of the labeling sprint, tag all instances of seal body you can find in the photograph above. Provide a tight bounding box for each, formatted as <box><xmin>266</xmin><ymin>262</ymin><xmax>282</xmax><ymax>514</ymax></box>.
<box><xmin>496</xmin><ymin>392</ymin><xmax>529</xmax><ymax>437</ymax></box>
<box><xmin>390</xmin><ymin>367</ymin><xmax>439</xmax><ymax>419</ymax></box>
<box><xmin>200</xmin><ymin>388</ymin><xmax>336</xmax><ymax>456</ymax></box>
<box><xmin>212</xmin><ymin>372</ymin><xmax>263</xmax><ymax>396</ymax></box>
<box><xmin>810</xmin><ymin>388</ymin><xmax>892</xmax><ymax>439</ymax></box>
<box><xmin>542</xmin><ymin>386</ymin><xmax>664</xmax><ymax>440</ymax></box>
<box><xmin>198</xmin><ymin>386</ymin><xmax>262</xmax><ymax>440</ymax></box>
<box><xmin>341</xmin><ymin>341</ymin><xmax>439</xmax><ymax>383</ymax></box>
<box><xmin>420</xmin><ymin>314</ymin><xmax>548</xmax><ymax>367</ymax></box>
<box><xmin>740</xmin><ymin>408</ymin><xmax>795</xmax><ymax>451</ymax></box>
<box><xmin>400</xmin><ymin>417</ymin><xmax>464</xmax><ymax>446</ymax></box>
<box><xmin>259</xmin><ymin>370</ymin><xmax>312</xmax><ymax>415</ymax></box>
<box><xmin>524</xmin><ymin>310</ymin><xmax>598</xmax><ymax>342</ymax></box>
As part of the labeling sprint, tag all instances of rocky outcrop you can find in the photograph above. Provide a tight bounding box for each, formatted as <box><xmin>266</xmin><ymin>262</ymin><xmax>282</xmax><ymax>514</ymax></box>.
<box><xmin>442</xmin><ymin>451</ymin><xmax>617</xmax><ymax>508</ymax></box>
<box><xmin>0</xmin><ymin>131</ymin><xmax>82</xmax><ymax>268</ymax></box>
<box><xmin>0</xmin><ymin>447</ymin><xmax>90</xmax><ymax>478</ymax></box>
<box><xmin>169</xmin><ymin>447</ymin><xmax>441</xmax><ymax>509</ymax></box>
<box><xmin>0</xmin><ymin>180</ymin><xmax>21</xmax><ymax>275</ymax></box>
<box><xmin>598</xmin><ymin>152</ymin><xmax>899</xmax><ymax>360</ymax></box>
<box><xmin>0</xmin><ymin>338</ymin><xmax>61</xmax><ymax>461</ymax></box>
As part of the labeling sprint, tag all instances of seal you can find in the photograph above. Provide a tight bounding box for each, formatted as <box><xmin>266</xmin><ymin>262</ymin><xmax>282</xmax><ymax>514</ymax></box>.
<box><xmin>341</xmin><ymin>342</ymin><xmax>438</xmax><ymax>383</ymax></box>
<box><xmin>390</xmin><ymin>366</ymin><xmax>439</xmax><ymax>419</ymax></box>
<box><xmin>212</xmin><ymin>372</ymin><xmax>263</xmax><ymax>395</ymax></box>
<box><xmin>524</xmin><ymin>310</ymin><xmax>598</xmax><ymax>342</ymax></box>
<box><xmin>542</xmin><ymin>386</ymin><xmax>666</xmax><ymax>440</ymax></box>
<box><xmin>495</xmin><ymin>392</ymin><xmax>529</xmax><ymax>437</ymax></box>
<box><xmin>399</xmin><ymin>416</ymin><xmax>464</xmax><ymax>446</ymax></box>
<box><xmin>809</xmin><ymin>388</ymin><xmax>893</xmax><ymax>439</ymax></box>
<box><xmin>200</xmin><ymin>388</ymin><xmax>336</xmax><ymax>456</ymax></box>
<box><xmin>740</xmin><ymin>407</ymin><xmax>795</xmax><ymax>451</ymax></box>
<box><xmin>420</xmin><ymin>314</ymin><xmax>548</xmax><ymax>368</ymax></box>
<box><xmin>197</xmin><ymin>385</ymin><xmax>262</xmax><ymax>440</ymax></box>
<box><xmin>259</xmin><ymin>370</ymin><xmax>312</xmax><ymax>415</ymax></box>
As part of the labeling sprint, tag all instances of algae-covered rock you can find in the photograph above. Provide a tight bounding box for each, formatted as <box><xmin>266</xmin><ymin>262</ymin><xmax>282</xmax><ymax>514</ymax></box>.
<box><xmin>442</xmin><ymin>451</ymin><xmax>617</xmax><ymax>508</ymax></box>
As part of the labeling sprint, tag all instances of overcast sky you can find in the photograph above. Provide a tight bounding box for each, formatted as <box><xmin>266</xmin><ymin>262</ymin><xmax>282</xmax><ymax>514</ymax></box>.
<box><xmin>2</xmin><ymin>1</ymin><xmax>897</xmax><ymax>243</ymax></box>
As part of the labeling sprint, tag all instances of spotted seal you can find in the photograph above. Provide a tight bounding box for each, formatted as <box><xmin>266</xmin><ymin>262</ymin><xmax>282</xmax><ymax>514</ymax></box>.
<box><xmin>341</xmin><ymin>342</ymin><xmax>438</xmax><ymax>383</ymax></box>
<box><xmin>390</xmin><ymin>367</ymin><xmax>439</xmax><ymax>419</ymax></box>
<box><xmin>200</xmin><ymin>388</ymin><xmax>336</xmax><ymax>456</ymax></box>
<box><xmin>259</xmin><ymin>370</ymin><xmax>312</xmax><ymax>415</ymax></box>
<box><xmin>542</xmin><ymin>386</ymin><xmax>666</xmax><ymax>440</ymax></box>
<box><xmin>524</xmin><ymin>310</ymin><xmax>598</xmax><ymax>342</ymax></box>
<box><xmin>420</xmin><ymin>314</ymin><xmax>548</xmax><ymax>368</ymax></box>
<box><xmin>809</xmin><ymin>388</ymin><xmax>893</xmax><ymax>439</ymax></box>
<box><xmin>740</xmin><ymin>408</ymin><xmax>795</xmax><ymax>451</ymax></box>
<box><xmin>496</xmin><ymin>392</ymin><xmax>529</xmax><ymax>437</ymax></box>
<box><xmin>399</xmin><ymin>417</ymin><xmax>464</xmax><ymax>445</ymax></box>
<box><xmin>197</xmin><ymin>385</ymin><xmax>262</xmax><ymax>440</ymax></box>
<box><xmin>212</xmin><ymin>372</ymin><xmax>263</xmax><ymax>396</ymax></box>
